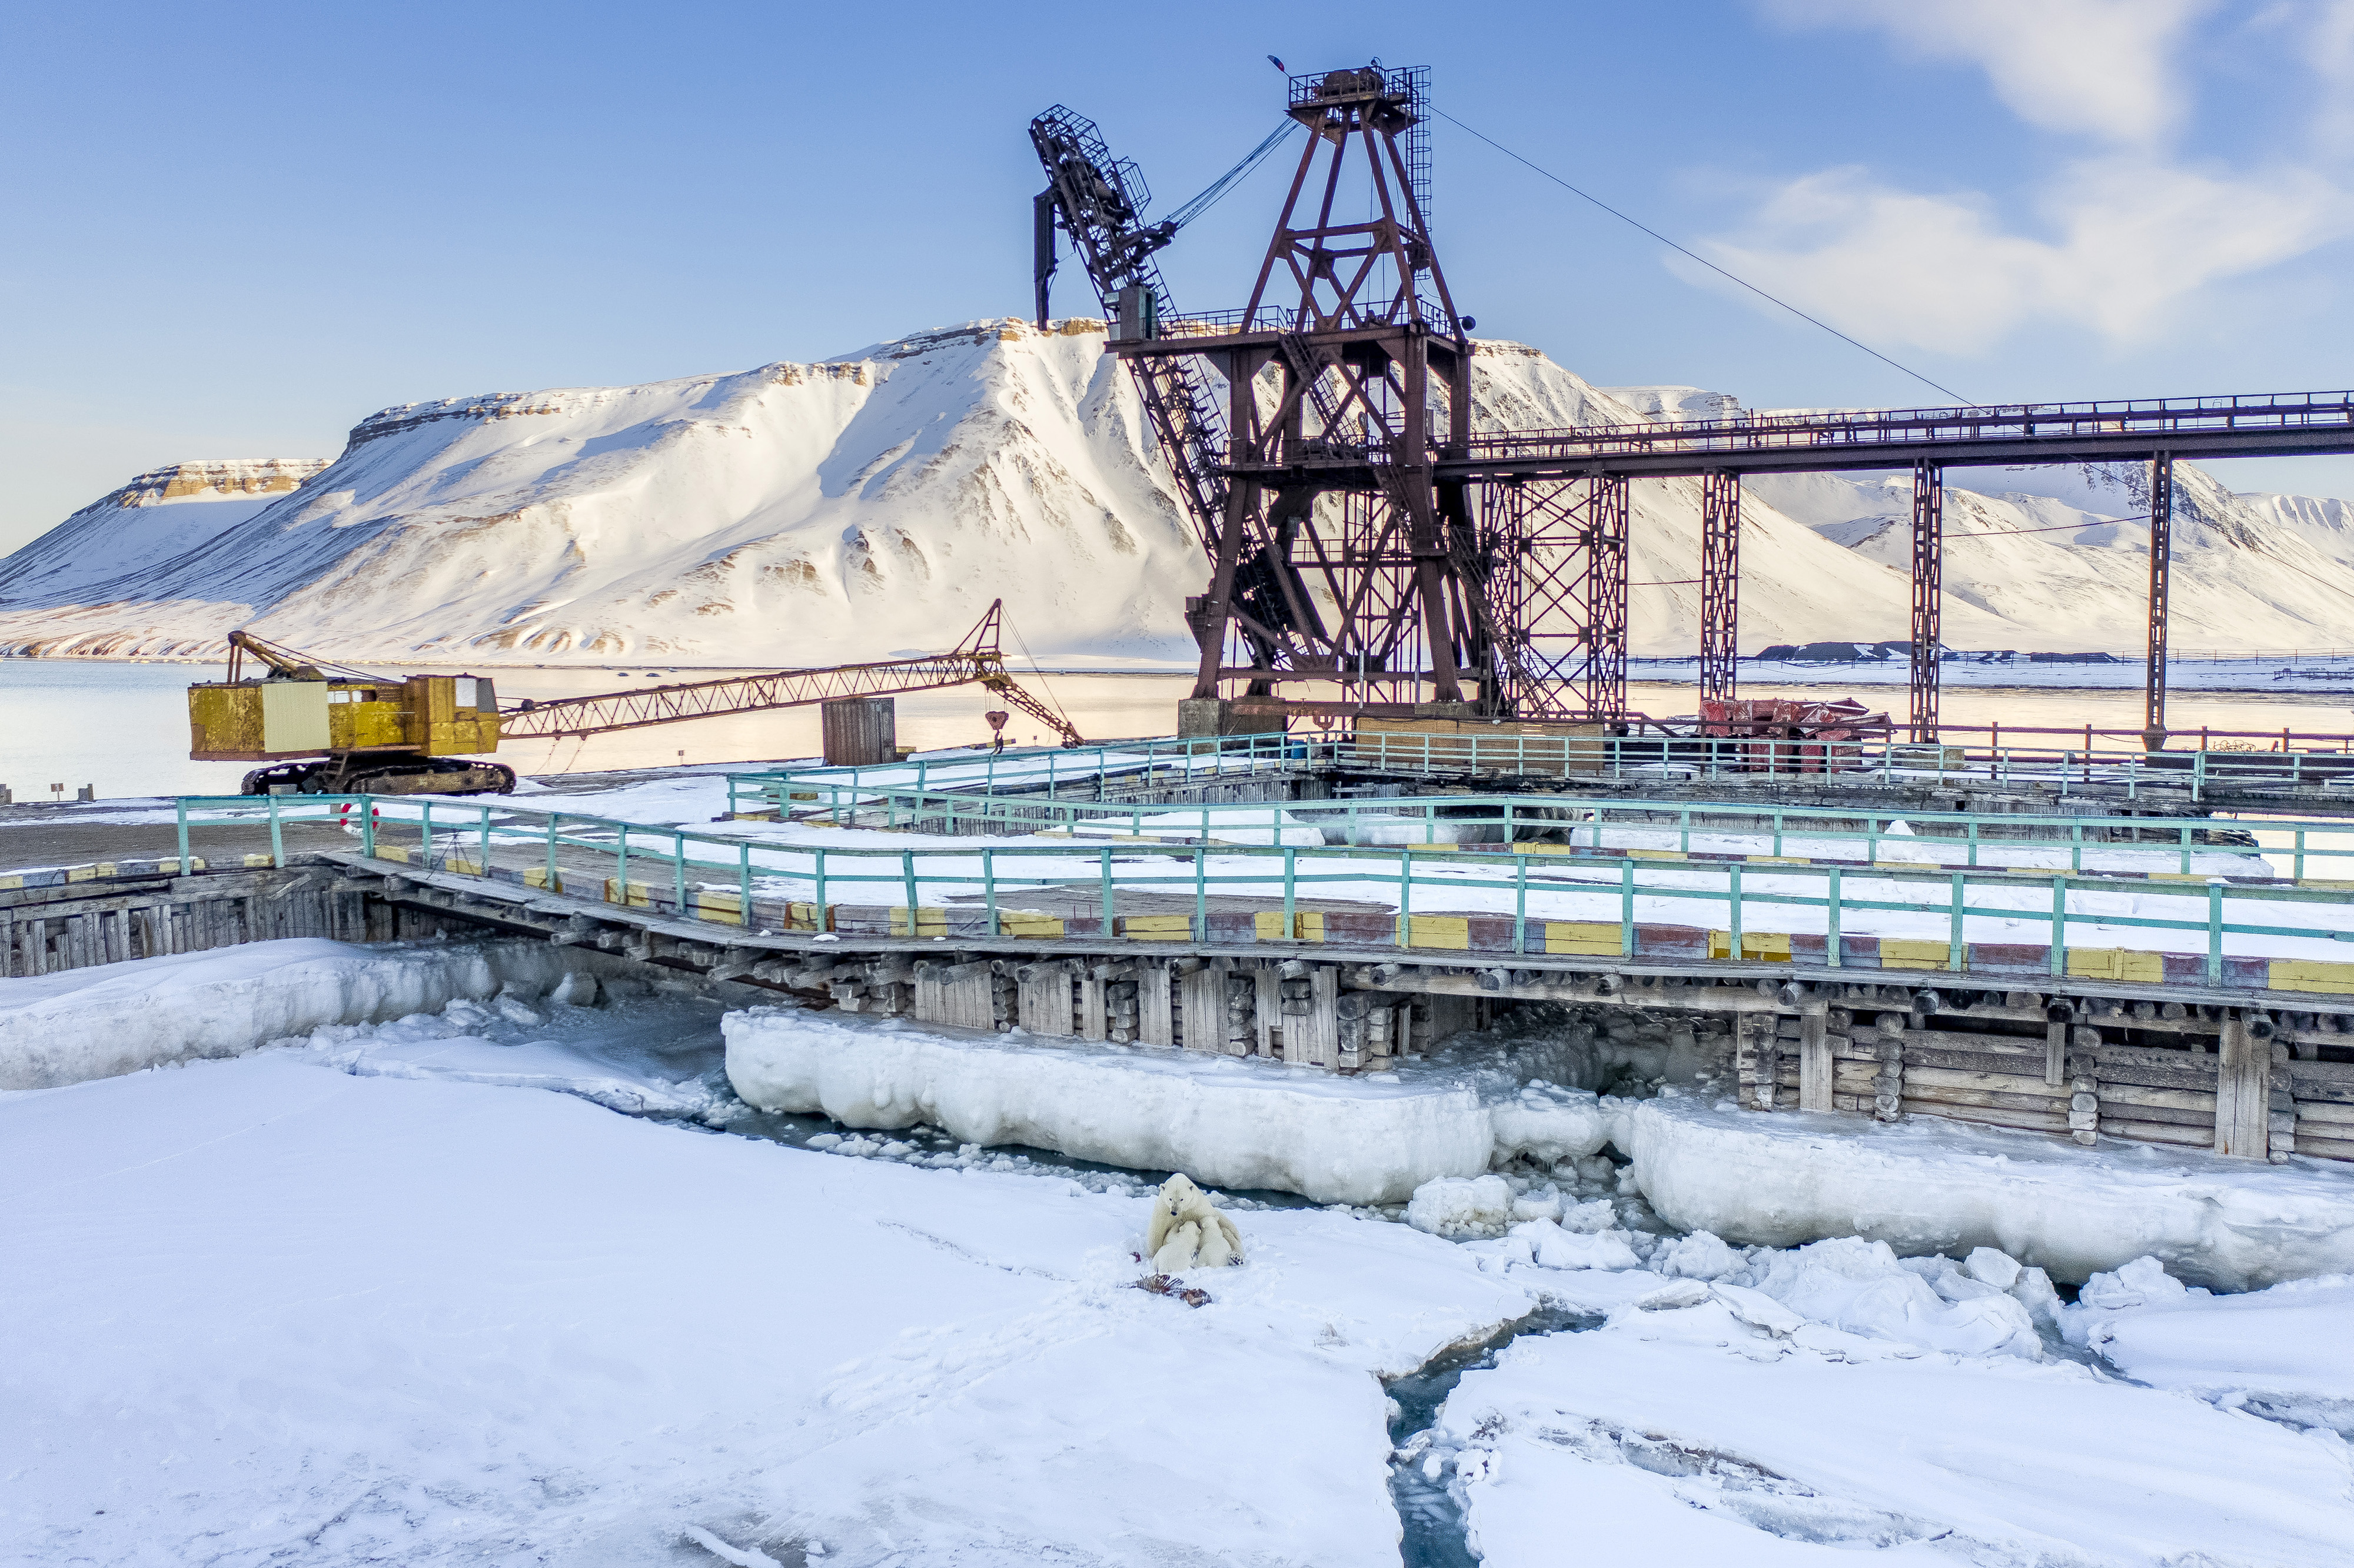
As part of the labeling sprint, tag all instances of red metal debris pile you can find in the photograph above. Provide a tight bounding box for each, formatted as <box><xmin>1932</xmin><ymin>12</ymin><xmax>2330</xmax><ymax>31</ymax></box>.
<box><xmin>1698</xmin><ymin>697</ymin><xmax>1892</xmax><ymax>772</ymax></box>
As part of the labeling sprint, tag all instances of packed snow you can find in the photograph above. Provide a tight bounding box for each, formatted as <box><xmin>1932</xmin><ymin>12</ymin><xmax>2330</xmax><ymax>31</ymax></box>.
<box><xmin>2066</xmin><ymin>1264</ymin><xmax>2354</xmax><ymax>1436</ymax></box>
<box><xmin>0</xmin><ymin>1047</ymin><xmax>1532</xmax><ymax>1566</ymax></box>
<box><xmin>1426</xmin><ymin>1279</ymin><xmax>2354</xmax><ymax>1567</ymax></box>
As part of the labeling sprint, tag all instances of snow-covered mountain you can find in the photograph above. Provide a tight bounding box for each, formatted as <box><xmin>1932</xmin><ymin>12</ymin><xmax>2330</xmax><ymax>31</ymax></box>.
<box><xmin>2</xmin><ymin>321</ymin><xmax>2349</xmax><ymax>664</ymax></box>
<box><xmin>0</xmin><ymin>460</ymin><xmax>327</xmax><ymax>617</ymax></box>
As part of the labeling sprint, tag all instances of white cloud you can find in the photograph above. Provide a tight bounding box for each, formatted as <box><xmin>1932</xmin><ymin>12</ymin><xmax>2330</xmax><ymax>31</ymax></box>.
<box><xmin>2313</xmin><ymin>0</ymin><xmax>2354</xmax><ymax>152</ymax></box>
<box><xmin>1763</xmin><ymin>0</ymin><xmax>2212</xmax><ymax>145</ymax></box>
<box><xmin>1690</xmin><ymin>158</ymin><xmax>2351</xmax><ymax>353</ymax></box>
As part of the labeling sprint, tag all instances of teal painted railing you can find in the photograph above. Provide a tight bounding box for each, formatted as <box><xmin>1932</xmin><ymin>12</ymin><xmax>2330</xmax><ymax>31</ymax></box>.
<box><xmin>165</xmin><ymin>793</ymin><xmax>2354</xmax><ymax>990</ymax></box>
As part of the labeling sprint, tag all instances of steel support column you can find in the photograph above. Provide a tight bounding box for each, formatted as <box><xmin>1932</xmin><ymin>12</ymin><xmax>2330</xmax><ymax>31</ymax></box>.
<box><xmin>1699</xmin><ymin>471</ymin><xmax>1741</xmax><ymax>703</ymax></box>
<box><xmin>2144</xmin><ymin>450</ymin><xmax>2173</xmax><ymax>748</ymax></box>
<box><xmin>1908</xmin><ymin>461</ymin><xmax>1943</xmax><ymax>743</ymax></box>
<box><xmin>1589</xmin><ymin>475</ymin><xmax>1631</xmax><ymax>719</ymax></box>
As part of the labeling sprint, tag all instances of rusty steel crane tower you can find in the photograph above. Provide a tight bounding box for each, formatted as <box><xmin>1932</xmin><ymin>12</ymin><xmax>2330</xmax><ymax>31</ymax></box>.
<box><xmin>1038</xmin><ymin>66</ymin><xmax>1612</xmax><ymax>723</ymax></box>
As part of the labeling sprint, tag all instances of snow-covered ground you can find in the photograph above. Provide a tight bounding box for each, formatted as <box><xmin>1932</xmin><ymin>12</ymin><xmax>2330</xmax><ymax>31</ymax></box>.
<box><xmin>1</xmin><ymin>1038</ymin><xmax>1531</xmax><ymax>1566</ymax></box>
<box><xmin>1431</xmin><ymin>1274</ymin><xmax>2354</xmax><ymax>1567</ymax></box>
<box><xmin>7</xmin><ymin>939</ymin><xmax>2354</xmax><ymax>1563</ymax></box>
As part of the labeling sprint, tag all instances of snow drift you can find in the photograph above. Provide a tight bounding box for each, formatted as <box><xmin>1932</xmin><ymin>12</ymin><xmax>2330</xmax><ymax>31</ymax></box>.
<box><xmin>8</xmin><ymin>321</ymin><xmax>2352</xmax><ymax>663</ymax></box>
<box><xmin>0</xmin><ymin>937</ymin><xmax>624</xmax><ymax>1090</ymax></box>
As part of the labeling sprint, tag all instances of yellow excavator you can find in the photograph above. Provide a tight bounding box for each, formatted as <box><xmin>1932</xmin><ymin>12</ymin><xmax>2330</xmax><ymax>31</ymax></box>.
<box><xmin>187</xmin><ymin>600</ymin><xmax>1083</xmax><ymax>795</ymax></box>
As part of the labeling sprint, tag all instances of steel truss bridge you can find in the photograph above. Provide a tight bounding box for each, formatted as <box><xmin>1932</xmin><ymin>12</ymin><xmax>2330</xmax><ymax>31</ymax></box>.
<box><xmin>1034</xmin><ymin>69</ymin><xmax>2354</xmax><ymax>745</ymax></box>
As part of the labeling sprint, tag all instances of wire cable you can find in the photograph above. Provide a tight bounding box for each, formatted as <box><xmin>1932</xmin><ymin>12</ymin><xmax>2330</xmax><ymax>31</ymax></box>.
<box><xmin>1432</xmin><ymin>108</ymin><xmax>1976</xmax><ymax>408</ymax></box>
<box><xmin>1164</xmin><ymin>121</ymin><xmax>1299</xmax><ymax>230</ymax></box>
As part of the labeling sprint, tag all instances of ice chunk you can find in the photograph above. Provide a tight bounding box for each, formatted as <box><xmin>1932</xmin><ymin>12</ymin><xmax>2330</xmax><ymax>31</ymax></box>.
<box><xmin>1408</xmin><ymin>1175</ymin><xmax>1515</xmax><ymax>1239</ymax></box>
<box><xmin>1961</xmin><ymin>1246</ymin><xmax>2021</xmax><ymax>1290</ymax></box>
<box><xmin>494</xmin><ymin>996</ymin><xmax>545</xmax><ymax>1027</ymax></box>
<box><xmin>1750</xmin><ymin>1237</ymin><xmax>2042</xmax><ymax>1357</ymax></box>
<box><xmin>1552</xmin><ymin>1227</ymin><xmax>1641</xmax><ymax>1271</ymax></box>
<box><xmin>1654</xmin><ymin>1230</ymin><xmax>1741</xmax><ymax>1281</ymax></box>
<box><xmin>1708</xmin><ymin>1281</ymin><xmax>1804</xmax><ymax>1336</ymax></box>
<box><xmin>1620</xmin><ymin>1096</ymin><xmax>2354</xmax><ymax>1290</ymax></box>
<box><xmin>0</xmin><ymin>937</ymin><xmax>622</xmax><ymax>1090</ymax></box>
<box><xmin>1557</xmin><ymin>1197</ymin><xmax>1620</xmax><ymax>1235</ymax></box>
<box><xmin>1510</xmin><ymin>1190</ymin><xmax>1564</xmax><ymax>1224</ymax></box>
<box><xmin>1513</xmin><ymin>1219</ymin><xmax>1643</xmax><ymax>1271</ymax></box>
<box><xmin>550</xmin><ymin>971</ymin><xmax>601</xmax><ymax>1007</ymax></box>
<box><xmin>2078</xmin><ymin>1254</ymin><xmax>2193</xmax><ymax>1311</ymax></box>
<box><xmin>726</xmin><ymin>1008</ymin><xmax>1607</xmax><ymax>1206</ymax></box>
<box><xmin>2009</xmin><ymin>1265</ymin><xmax>2063</xmax><ymax>1330</ymax></box>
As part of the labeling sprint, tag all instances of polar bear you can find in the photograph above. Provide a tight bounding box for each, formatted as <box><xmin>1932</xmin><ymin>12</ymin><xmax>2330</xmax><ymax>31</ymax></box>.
<box><xmin>1145</xmin><ymin>1173</ymin><xmax>1244</xmax><ymax>1273</ymax></box>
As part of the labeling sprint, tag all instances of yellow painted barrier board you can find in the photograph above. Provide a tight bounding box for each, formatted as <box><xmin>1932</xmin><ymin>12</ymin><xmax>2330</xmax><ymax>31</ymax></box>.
<box><xmin>375</xmin><ymin>845</ymin><xmax>411</xmax><ymax>864</ymax></box>
<box><xmin>1252</xmin><ymin>910</ymin><xmax>1328</xmax><ymax>941</ymax></box>
<box><xmin>1399</xmin><ymin>914</ymin><xmax>1471</xmax><ymax>950</ymax></box>
<box><xmin>1119</xmin><ymin>914</ymin><xmax>1193</xmax><ymax>940</ymax></box>
<box><xmin>606</xmin><ymin>878</ymin><xmax>656</xmax><ymax>909</ymax></box>
<box><xmin>2269</xmin><ymin>958</ymin><xmax>2354</xmax><ymax>994</ymax></box>
<box><xmin>785</xmin><ymin>900</ymin><xmax>831</xmax><ymax>933</ymax></box>
<box><xmin>1253</xmin><ymin>911</ymin><xmax>1289</xmax><ymax>941</ymax></box>
<box><xmin>1626</xmin><ymin>848</ymin><xmax>1686</xmax><ymax>861</ymax></box>
<box><xmin>1746</xmin><ymin>855</ymin><xmax>1810</xmax><ymax>865</ymax></box>
<box><xmin>524</xmin><ymin>865</ymin><xmax>566</xmax><ymax>893</ymax></box>
<box><xmin>997</xmin><ymin>910</ymin><xmax>1065</xmax><ymax>938</ymax></box>
<box><xmin>693</xmin><ymin>890</ymin><xmax>744</xmax><ymax>926</ymax></box>
<box><xmin>890</xmin><ymin>905</ymin><xmax>947</xmax><ymax>936</ymax></box>
<box><xmin>2296</xmin><ymin>878</ymin><xmax>2354</xmax><ymax>891</ymax></box>
<box><xmin>1880</xmin><ymin>938</ymin><xmax>1950</xmax><ymax>971</ymax></box>
<box><xmin>1545</xmin><ymin>920</ymin><xmax>1622</xmax><ymax>956</ymax></box>
<box><xmin>1708</xmin><ymin>931</ymin><xmax>1792</xmax><ymax>961</ymax></box>
<box><xmin>242</xmin><ymin>854</ymin><xmax>276</xmax><ymax>869</ymax></box>
<box><xmin>2066</xmin><ymin>948</ymin><xmax>2165</xmax><ymax>984</ymax></box>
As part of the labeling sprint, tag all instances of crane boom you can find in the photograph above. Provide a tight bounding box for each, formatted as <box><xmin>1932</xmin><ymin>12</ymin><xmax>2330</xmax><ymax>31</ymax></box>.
<box><xmin>1029</xmin><ymin>108</ymin><xmax>1296</xmax><ymax>670</ymax></box>
<box><xmin>497</xmin><ymin>600</ymin><xmax>1083</xmax><ymax>747</ymax></box>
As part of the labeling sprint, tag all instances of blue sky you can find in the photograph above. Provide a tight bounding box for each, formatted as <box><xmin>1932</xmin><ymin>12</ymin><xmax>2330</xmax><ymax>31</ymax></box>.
<box><xmin>4</xmin><ymin>0</ymin><xmax>2351</xmax><ymax>551</ymax></box>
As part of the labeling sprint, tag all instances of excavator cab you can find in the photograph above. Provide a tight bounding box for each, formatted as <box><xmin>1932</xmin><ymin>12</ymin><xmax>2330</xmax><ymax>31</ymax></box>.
<box><xmin>187</xmin><ymin>631</ymin><xmax>513</xmax><ymax>795</ymax></box>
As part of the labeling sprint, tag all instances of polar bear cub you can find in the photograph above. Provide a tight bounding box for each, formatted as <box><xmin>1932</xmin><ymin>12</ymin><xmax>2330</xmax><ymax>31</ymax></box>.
<box><xmin>1145</xmin><ymin>1173</ymin><xmax>1245</xmax><ymax>1273</ymax></box>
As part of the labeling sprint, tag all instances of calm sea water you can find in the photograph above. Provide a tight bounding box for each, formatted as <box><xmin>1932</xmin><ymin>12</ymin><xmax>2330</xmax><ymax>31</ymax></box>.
<box><xmin>4</xmin><ymin>658</ymin><xmax>2349</xmax><ymax>801</ymax></box>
